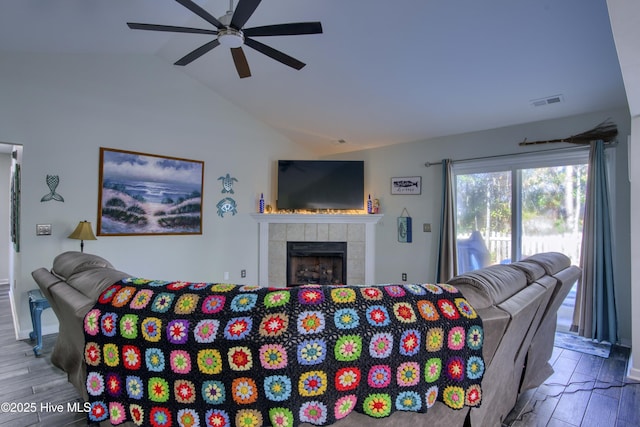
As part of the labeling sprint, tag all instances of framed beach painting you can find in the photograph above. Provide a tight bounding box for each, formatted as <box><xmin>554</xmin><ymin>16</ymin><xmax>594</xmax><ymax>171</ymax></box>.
<box><xmin>97</xmin><ymin>147</ymin><xmax>204</xmax><ymax>236</ymax></box>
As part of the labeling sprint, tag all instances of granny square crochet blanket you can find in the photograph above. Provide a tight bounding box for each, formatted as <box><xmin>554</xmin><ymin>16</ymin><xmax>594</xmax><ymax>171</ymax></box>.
<box><xmin>83</xmin><ymin>279</ymin><xmax>484</xmax><ymax>427</ymax></box>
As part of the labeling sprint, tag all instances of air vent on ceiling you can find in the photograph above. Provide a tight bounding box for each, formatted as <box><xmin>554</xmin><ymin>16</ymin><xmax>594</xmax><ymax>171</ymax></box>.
<box><xmin>530</xmin><ymin>94</ymin><xmax>564</xmax><ymax>107</ymax></box>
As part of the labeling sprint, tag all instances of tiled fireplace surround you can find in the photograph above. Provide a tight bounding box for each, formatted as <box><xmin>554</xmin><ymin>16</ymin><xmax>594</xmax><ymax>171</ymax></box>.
<box><xmin>251</xmin><ymin>214</ymin><xmax>383</xmax><ymax>287</ymax></box>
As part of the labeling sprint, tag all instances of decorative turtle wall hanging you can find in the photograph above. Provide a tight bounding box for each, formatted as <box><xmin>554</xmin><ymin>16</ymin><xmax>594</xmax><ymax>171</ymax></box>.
<box><xmin>218</xmin><ymin>173</ymin><xmax>238</xmax><ymax>194</ymax></box>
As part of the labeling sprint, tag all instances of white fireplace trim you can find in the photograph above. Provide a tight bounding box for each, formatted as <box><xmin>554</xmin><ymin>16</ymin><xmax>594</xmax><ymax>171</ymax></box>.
<box><xmin>251</xmin><ymin>214</ymin><xmax>383</xmax><ymax>286</ymax></box>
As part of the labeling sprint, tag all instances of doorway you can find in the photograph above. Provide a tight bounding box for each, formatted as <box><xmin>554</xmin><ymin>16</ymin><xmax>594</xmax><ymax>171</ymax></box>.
<box><xmin>454</xmin><ymin>151</ymin><xmax>588</xmax><ymax>332</ymax></box>
<box><xmin>0</xmin><ymin>143</ymin><xmax>15</xmax><ymax>286</ymax></box>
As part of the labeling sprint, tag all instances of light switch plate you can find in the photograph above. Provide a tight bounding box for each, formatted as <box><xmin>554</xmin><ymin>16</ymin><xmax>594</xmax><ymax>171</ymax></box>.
<box><xmin>36</xmin><ymin>224</ymin><xmax>52</xmax><ymax>236</ymax></box>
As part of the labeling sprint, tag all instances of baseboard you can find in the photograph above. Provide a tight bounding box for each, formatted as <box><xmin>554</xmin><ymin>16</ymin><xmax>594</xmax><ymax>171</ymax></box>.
<box><xmin>627</xmin><ymin>354</ymin><xmax>640</xmax><ymax>382</ymax></box>
<box><xmin>16</xmin><ymin>323</ymin><xmax>59</xmax><ymax>341</ymax></box>
<box><xmin>618</xmin><ymin>337</ymin><xmax>632</xmax><ymax>348</ymax></box>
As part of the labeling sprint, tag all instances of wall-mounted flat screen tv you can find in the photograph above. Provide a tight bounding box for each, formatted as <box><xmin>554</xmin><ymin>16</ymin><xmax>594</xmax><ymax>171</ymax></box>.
<box><xmin>277</xmin><ymin>160</ymin><xmax>364</xmax><ymax>210</ymax></box>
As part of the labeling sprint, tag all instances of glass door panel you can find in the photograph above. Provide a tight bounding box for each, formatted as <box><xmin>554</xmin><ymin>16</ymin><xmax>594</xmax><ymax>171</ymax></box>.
<box><xmin>520</xmin><ymin>165</ymin><xmax>586</xmax><ymax>264</ymax></box>
<box><xmin>455</xmin><ymin>171</ymin><xmax>512</xmax><ymax>274</ymax></box>
<box><xmin>521</xmin><ymin>164</ymin><xmax>586</xmax><ymax>333</ymax></box>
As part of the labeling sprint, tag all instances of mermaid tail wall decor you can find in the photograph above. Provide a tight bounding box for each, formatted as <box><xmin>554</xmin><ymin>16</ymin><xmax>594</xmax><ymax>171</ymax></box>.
<box><xmin>41</xmin><ymin>175</ymin><xmax>64</xmax><ymax>202</ymax></box>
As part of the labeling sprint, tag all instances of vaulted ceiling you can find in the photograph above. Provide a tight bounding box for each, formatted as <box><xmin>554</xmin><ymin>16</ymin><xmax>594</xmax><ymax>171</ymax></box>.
<box><xmin>0</xmin><ymin>0</ymin><xmax>628</xmax><ymax>155</ymax></box>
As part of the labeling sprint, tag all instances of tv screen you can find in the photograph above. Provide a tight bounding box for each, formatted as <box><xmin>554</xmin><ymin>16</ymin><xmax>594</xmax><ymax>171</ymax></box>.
<box><xmin>277</xmin><ymin>160</ymin><xmax>364</xmax><ymax>210</ymax></box>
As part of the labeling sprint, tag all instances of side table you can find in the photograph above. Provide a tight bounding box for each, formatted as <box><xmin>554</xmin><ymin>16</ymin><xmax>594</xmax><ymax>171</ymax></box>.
<box><xmin>28</xmin><ymin>289</ymin><xmax>51</xmax><ymax>356</ymax></box>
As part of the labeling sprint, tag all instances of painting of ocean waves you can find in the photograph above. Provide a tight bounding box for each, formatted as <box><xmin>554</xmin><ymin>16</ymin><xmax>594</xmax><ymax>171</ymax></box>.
<box><xmin>109</xmin><ymin>180</ymin><xmax>199</xmax><ymax>205</ymax></box>
<box><xmin>98</xmin><ymin>148</ymin><xmax>204</xmax><ymax>235</ymax></box>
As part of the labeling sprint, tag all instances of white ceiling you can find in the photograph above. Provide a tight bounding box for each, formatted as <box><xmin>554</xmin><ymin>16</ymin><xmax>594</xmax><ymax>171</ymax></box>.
<box><xmin>0</xmin><ymin>0</ymin><xmax>628</xmax><ymax>155</ymax></box>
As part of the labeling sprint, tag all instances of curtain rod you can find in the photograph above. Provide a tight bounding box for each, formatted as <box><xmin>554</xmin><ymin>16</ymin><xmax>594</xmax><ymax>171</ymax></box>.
<box><xmin>424</xmin><ymin>141</ymin><xmax>617</xmax><ymax>167</ymax></box>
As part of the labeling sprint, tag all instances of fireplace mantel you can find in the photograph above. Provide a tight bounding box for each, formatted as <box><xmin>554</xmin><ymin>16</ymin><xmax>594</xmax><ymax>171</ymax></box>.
<box><xmin>250</xmin><ymin>213</ymin><xmax>383</xmax><ymax>224</ymax></box>
<box><xmin>250</xmin><ymin>214</ymin><xmax>383</xmax><ymax>286</ymax></box>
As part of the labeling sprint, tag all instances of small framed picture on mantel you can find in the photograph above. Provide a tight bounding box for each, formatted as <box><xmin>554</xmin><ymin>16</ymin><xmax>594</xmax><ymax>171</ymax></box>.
<box><xmin>391</xmin><ymin>176</ymin><xmax>421</xmax><ymax>195</ymax></box>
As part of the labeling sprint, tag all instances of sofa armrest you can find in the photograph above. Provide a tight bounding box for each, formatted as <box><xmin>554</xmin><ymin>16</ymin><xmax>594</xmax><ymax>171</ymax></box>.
<box><xmin>32</xmin><ymin>267</ymin><xmax>64</xmax><ymax>292</ymax></box>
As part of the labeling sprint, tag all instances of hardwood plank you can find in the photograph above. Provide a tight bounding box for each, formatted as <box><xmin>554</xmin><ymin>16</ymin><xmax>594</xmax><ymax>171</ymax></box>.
<box><xmin>546</xmin><ymin>353</ymin><xmax>580</xmax><ymax>385</ymax></box>
<box><xmin>0</xmin><ymin>410</ymin><xmax>40</xmax><ymax>426</ymax></box>
<box><xmin>558</xmin><ymin>348</ymin><xmax>583</xmax><ymax>362</ymax></box>
<box><xmin>574</xmin><ymin>353</ymin><xmax>604</xmax><ymax>377</ymax></box>
<box><xmin>546</xmin><ymin>418</ymin><xmax>577</xmax><ymax>427</ymax></box>
<box><xmin>580</xmin><ymin>392</ymin><xmax>619</xmax><ymax>427</ymax></box>
<box><xmin>617</xmin><ymin>382</ymin><xmax>640</xmax><ymax>426</ymax></box>
<box><xmin>553</xmin><ymin>373</ymin><xmax>595</xmax><ymax>425</ymax></box>
<box><xmin>508</xmin><ymin>392</ymin><xmax>560</xmax><ymax>427</ymax></box>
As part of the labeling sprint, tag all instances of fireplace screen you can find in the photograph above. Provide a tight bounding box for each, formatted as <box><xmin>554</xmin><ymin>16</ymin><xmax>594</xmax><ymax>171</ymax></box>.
<box><xmin>287</xmin><ymin>241</ymin><xmax>347</xmax><ymax>287</ymax></box>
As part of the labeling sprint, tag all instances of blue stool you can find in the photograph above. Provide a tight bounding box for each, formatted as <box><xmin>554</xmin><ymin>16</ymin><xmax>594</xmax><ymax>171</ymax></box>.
<box><xmin>28</xmin><ymin>289</ymin><xmax>51</xmax><ymax>356</ymax></box>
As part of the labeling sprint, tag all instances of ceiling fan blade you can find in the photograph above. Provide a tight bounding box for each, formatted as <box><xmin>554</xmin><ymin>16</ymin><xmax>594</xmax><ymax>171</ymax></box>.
<box><xmin>244</xmin><ymin>37</ymin><xmax>305</xmax><ymax>70</ymax></box>
<box><xmin>127</xmin><ymin>22</ymin><xmax>217</xmax><ymax>35</ymax></box>
<box><xmin>231</xmin><ymin>47</ymin><xmax>251</xmax><ymax>78</ymax></box>
<box><xmin>244</xmin><ymin>22</ymin><xmax>323</xmax><ymax>37</ymax></box>
<box><xmin>175</xmin><ymin>39</ymin><xmax>220</xmax><ymax>66</ymax></box>
<box><xmin>175</xmin><ymin>0</ymin><xmax>224</xmax><ymax>29</ymax></box>
<box><xmin>230</xmin><ymin>0</ymin><xmax>262</xmax><ymax>30</ymax></box>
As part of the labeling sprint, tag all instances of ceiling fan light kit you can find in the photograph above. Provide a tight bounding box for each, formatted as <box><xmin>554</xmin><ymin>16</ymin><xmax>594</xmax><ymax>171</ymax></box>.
<box><xmin>217</xmin><ymin>28</ymin><xmax>244</xmax><ymax>48</ymax></box>
<box><xmin>127</xmin><ymin>0</ymin><xmax>322</xmax><ymax>78</ymax></box>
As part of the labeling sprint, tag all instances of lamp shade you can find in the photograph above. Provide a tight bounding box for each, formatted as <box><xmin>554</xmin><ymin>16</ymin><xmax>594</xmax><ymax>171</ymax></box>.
<box><xmin>68</xmin><ymin>221</ymin><xmax>97</xmax><ymax>241</ymax></box>
<box><xmin>68</xmin><ymin>221</ymin><xmax>97</xmax><ymax>252</ymax></box>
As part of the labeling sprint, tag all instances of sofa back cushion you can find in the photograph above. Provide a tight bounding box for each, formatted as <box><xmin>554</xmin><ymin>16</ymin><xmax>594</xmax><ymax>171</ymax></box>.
<box><xmin>51</xmin><ymin>251</ymin><xmax>114</xmax><ymax>280</ymax></box>
<box><xmin>51</xmin><ymin>251</ymin><xmax>129</xmax><ymax>301</ymax></box>
<box><xmin>522</xmin><ymin>252</ymin><xmax>571</xmax><ymax>276</ymax></box>
<box><xmin>447</xmin><ymin>264</ymin><xmax>527</xmax><ymax>309</ymax></box>
<box><xmin>510</xmin><ymin>260</ymin><xmax>546</xmax><ymax>283</ymax></box>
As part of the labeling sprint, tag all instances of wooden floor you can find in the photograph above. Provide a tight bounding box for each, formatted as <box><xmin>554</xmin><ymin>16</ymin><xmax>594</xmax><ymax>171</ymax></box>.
<box><xmin>0</xmin><ymin>284</ymin><xmax>86</xmax><ymax>427</ymax></box>
<box><xmin>0</xmin><ymin>283</ymin><xmax>638</xmax><ymax>427</ymax></box>
<box><xmin>505</xmin><ymin>345</ymin><xmax>640</xmax><ymax>427</ymax></box>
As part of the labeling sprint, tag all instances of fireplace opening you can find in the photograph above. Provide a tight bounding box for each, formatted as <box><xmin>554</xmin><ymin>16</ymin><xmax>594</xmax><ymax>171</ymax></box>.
<box><xmin>287</xmin><ymin>241</ymin><xmax>347</xmax><ymax>287</ymax></box>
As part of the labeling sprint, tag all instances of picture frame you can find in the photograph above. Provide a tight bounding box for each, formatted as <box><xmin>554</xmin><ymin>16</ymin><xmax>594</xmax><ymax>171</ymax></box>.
<box><xmin>97</xmin><ymin>147</ymin><xmax>204</xmax><ymax>236</ymax></box>
<box><xmin>397</xmin><ymin>216</ymin><xmax>412</xmax><ymax>243</ymax></box>
<box><xmin>10</xmin><ymin>164</ymin><xmax>20</xmax><ymax>252</ymax></box>
<box><xmin>391</xmin><ymin>176</ymin><xmax>422</xmax><ymax>195</ymax></box>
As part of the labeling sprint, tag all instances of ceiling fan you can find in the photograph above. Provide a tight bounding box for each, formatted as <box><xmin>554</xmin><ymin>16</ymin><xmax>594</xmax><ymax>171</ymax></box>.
<box><xmin>127</xmin><ymin>0</ymin><xmax>323</xmax><ymax>78</ymax></box>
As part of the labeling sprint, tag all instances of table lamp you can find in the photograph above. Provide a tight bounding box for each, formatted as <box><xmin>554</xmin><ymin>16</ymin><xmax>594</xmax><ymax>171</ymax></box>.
<box><xmin>68</xmin><ymin>221</ymin><xmax>97</xmax><ymax>252</ymax></box>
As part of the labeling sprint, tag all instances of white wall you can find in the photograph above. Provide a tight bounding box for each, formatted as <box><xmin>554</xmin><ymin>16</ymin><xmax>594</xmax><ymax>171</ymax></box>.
<box><xmin>328</xmin><ymin>108</ymin><xmax>632</xmax><ymax>344</ymax></box>
<box><xmin>607</xmin><ymin>0</ymin><xmax>639</xmax><ymax>380</ymax></box>
<box><xmin>628</xmin><ymin>116</ymin><xmax>639</xmax><ymax>379</ymax></box>
<box><xmin>0</xmin><ymin>52</ymin><xmax>314</xmax><ymax>338</ymax></box>
<box><xmin>0</xmin><ymin>152</ymin><xmax>10</xmax><ymax>283</ymax></box>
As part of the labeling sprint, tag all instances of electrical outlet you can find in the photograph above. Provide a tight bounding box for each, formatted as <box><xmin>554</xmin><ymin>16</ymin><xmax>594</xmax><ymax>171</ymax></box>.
<box><xmin>423</xmin><ymin>223</ymin><xmax>431</xmax><ymax>232</ymax></box>
<box><xmin>223</xmin><ymin>272</ymin><xmax>229</xmax><ymax>281</ymax></box>
<box><xmin>36</xmin><ymin>224</ymin><xmax>52</xmax><ymax>236</ymax></box>
<box><xmin>402</xmin><ymin>273</ymin><xmax>407</xmax><ymax>281</ymax></box>
<box><xmin>241</xmin><ymin>269</ymin><xmax>246</xmax><ymax>278</ymax></box>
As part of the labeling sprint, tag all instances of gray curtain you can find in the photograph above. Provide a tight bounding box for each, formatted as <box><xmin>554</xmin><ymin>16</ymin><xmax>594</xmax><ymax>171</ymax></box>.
<box><xmin>436</xmin><ymin>159</ymin><xmax>457</xmax><ymax>282</ymax></box>
<box><xmin>572</xmin><ymin>140</ymin><xmax>617</xmax><ymax>343</ymax></box>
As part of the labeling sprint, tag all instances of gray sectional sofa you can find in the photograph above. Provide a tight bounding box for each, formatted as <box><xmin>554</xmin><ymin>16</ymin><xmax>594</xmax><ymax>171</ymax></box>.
<box><xmin>32</xmin><ymin>251</ymin><xmax>580</xmax><ymax>426</ymax></box>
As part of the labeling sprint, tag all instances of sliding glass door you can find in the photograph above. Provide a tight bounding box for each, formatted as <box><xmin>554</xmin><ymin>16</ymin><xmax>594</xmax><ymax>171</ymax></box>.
<box><xmin>454</xmin><ymin>150</ymin><xmax>588</xmax><ymax>274</ymax></box>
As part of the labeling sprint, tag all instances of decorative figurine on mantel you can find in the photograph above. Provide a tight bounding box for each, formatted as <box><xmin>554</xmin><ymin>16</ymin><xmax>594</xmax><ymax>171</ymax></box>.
<box><xmin>41</xmin><ymin>174</ymin><xmax>64</xmax><ymax>202</ymax></box>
